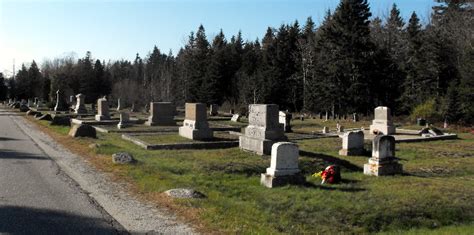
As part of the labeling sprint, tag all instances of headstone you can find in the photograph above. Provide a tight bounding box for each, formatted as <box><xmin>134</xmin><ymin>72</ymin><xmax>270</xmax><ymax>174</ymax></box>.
<box><xmin>144</xmin><ymin>104</ymin><xmax>149</xmax><ymax>113</ymax></box>
<box><xmin>68</xmin><ymin>124</ymin><xmax>97</xmax><ymax>138</ymax></box>
<box><xmin>117</xmin><ymin>112</ymin><xmax>130</xmax><ymax>129</ymax></box>
<box><xmin>239</xmin><ymin>104</ymin><xmax>285</xmax><ymax>155</ymax></box>
<box><xmin>339</xmin><ymin>130</ymin><xmax>365</xmax><ymax>156</ymax></box>
<box><xmin>112</xmin><ymin>152</ymin><xmax>135</xmax><ymax>164</ymax></box>
<box><xmin>116</xmin><ymin>98</ymin><xmax>122</xmax><ymax>111</ymax></box>
<box><xmin>130</xmin><ymin>103</ymin><xmax>136</xmax><ymax>112</ymax></box>
<box><xmin>416</xmin><ymin>118</ymin><xmax>426</xmax><ymax>126</ymax></box>
<box><xmin>69</xmin><ymin>95</ymin><xmax>75</xmax><ymax>105</ymax></box>
<box><xmin>209</xmin><ymin>104</ymin><xmax>219</xmax><ymax>116</ymax></box>
<box><xmin>19</xmin><ymin>104</ymin><xmax>30</xmax><ymax>112</ymax></box>
<box><xmin>36</xmin><ymin>114</ymin><xmax>52</xmax><ymax>121</ymax></box>
<box><xmin>27</xmin><ymin>99</ymin><xmax>32</xmax><ymax>107</ymax></box>
<box><xmin>322</xmin><ymin>126</ymin><xmax>329</xmax><ymax>134</ymax></box>
<box><xmin>95</xmin><ymin>97</ymin><xmax>110</xmax><ymax>121</ymax></box>
<box><xmin>353</xmin><ymin>113</ymin><xmax>358</xmax><ymax>122</ymax></box>
<box><xmin>33</xmin><ymin>97</ymin><xmax>39</xmax><ymax>106</ymax></box>
<box><xmin>74</xmin><ymin>94</ymin><xmax>87</xmax><ymax>114</ymax></box>
<box><xmin>279</xmin><ymin>111</ymin><xmax>292</xmax><ymax>132</ymax></box>
<box><xmin>145</xmin><ymin>102</ymin><xmax>176</xmax><ymax>126</ymax></box>
<box><xmin>364</xmin><ymin>135</ymin><xmax>402</xmax><ymax>176</ymax></box>
<box><xmin>325</xmin><ymin>111</ymin><xmax>329</xmax><ymax>121</ymax></box>
<box><xmin>260</xmin><ymin>142</ymin><xmax>305</xmax><ymax>188</ymax></box>
<box><xmin>179</xmin><ymin>103</ymin><xmax>213</xmax><ymax>140</ymax></box>
<box><xmin>230</xmin><ymin>109</ymin><xmax>235</xmax><ymax>114</ymax></box>
<box><xmin>443</xmin><ymin>119</ymin><xmax>448</xmax><ymax>129</ymax></box>
<box><xmin>369</xmin><ymin>107</ymin><xmax>395</xmax><ymax>135</ymax></box>
<box><xmin>231</xmin><ymin>114</ymin><xmax>241</xmax><ymax>122</ymax></box>
<box><xmin>51</xmin><ymin>116</ymin><xmax>70</xmax><ymax>126</ymax></box>
<box><xmin>337</xmin><ymin>125</ymin><xmax>344</xmax><ymax>133</ymax></box>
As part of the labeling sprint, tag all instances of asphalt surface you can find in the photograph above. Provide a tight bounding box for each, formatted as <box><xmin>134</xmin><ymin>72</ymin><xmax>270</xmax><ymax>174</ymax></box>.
<box><xmin>0</xmin><ymin>110</ymin><xmax>124</xmax><ymax>234</ymax></box>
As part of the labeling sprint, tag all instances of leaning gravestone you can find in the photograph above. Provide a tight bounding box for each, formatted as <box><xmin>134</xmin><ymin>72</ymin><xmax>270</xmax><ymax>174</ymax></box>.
<box><xmin>369</xmin><ymin>106</ymin><xmax>395</xmax><ymax>135</ymax></box>
<box><xmin>51</xmin><ymin>116</ymin><xmax>71</xmax><ymax>126</ymax></box>
<box><xmin>339</xmin><ymin>130</ymin><xmax>365</xmax><ymax>156</ymax></box>
<box><xmin>231</xmin><ymin>114</ymin><xmax>241</xmax><ymax>122</ymax></box>
<box><xmin>260</xmin><ymin>142</ymin><xmax>305</xmax><ymax>188</ymax></box>
<box><xmin>179</xmin><ymin>103</ymin><xmax>213</xmax><ymax>140</ymax></box>
<box><xmin>36</xmin><ymin>114</ymin><xmax>52</xmax><ymax>121</ymax></box>
<box><xmin>95</xmin><ymin>97</ymin><xmax>110</xmax><ymax>121</ymax></box>
<box><xmin>54</xmin><ymin>90</ymin><xmax>68</xmax><ymax>112</ymax></box>
<box><xmin>74</xmin><ymin>93</ymin><xmax>87</xmax><ymax>114</ymax></box>
<box><xmin>364</xmin><ymin>135</ymin><xmax>402</xmax><ymax>176</ymax></box>
<box><xmin>145</xmin><ymin>102</ymin><xmax>176</xmax><ymax>126</ymax></box>
<box><xmin>239</xmin><ymin>104</ymin><xmax>285</xmax><ymax>155</ymax></box>
<box><xmin>68</xmin><ymin>124</ymin><xmax>97</xmax><ymax>138</ymax></box>
<box><xmin>279</xmin><ymin>111</ymin><xmax>292</xmax><ymax>133</ymax></box>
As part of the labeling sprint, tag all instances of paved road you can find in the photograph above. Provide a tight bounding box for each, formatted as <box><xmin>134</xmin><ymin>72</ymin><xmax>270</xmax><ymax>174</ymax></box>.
<box><xmin>0</xmin><ymin>110</ymin><xmax>124</xmax><ymax>234</ymax></box>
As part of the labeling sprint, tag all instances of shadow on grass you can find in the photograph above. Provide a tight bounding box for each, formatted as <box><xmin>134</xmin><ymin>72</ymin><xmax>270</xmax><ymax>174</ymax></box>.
<box><xmin>299</xmin><ymin>150</ymin><xmax>363</xmax><ymax>172</ymax></box>
<box><xmin>302</xmin><ymin>181</ymin><xmax>366</xmax><ymax>192</ymax></box>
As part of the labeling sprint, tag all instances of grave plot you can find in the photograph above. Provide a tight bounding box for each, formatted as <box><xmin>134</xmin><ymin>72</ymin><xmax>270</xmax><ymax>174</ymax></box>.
<box><xmin>122</xmin><ymin>131</ymin><xmax>239</xmax><ymax>150</ymax></box>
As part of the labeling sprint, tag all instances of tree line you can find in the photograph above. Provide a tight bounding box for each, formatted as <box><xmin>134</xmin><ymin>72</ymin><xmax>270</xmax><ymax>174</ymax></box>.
<box><xmin>1</xmin><ymin>0</ymin><xmax>472</xmax><ymax>124</ymax></box>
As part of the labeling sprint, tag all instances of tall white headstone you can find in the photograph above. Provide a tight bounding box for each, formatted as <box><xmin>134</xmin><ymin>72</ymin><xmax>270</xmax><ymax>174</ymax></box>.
<box><xmin>364</xmin><ymin>135</ymin><xmax>402</xmax><ymax>176</ymax></box>
<box><xmin>339</xmin><ymin>130</ymin><xmax>365</xmax><ymax>156</ymax></box>
<box><xmin>74</xmin><ymin>93</ymin><xmax>87</xmax><ymax>114</ymax></box>
<box><xmin>95</xmin><ymin>97</ymin><xmax>110</xmax><ymax>121</ymax></box>
<box><xmin>179</xmin><ymin>103</ymin><xmax>213</xmax><ymax>140</ymax></box>
<box><xmin>369</xmin><ymin>106</ymin><xmax>395</xmax><ymax>135</ymax></box>
<box><xmin>260</xmin><ymin>142</ymin><xmax>305</xmax><ymax>188</ymax></box>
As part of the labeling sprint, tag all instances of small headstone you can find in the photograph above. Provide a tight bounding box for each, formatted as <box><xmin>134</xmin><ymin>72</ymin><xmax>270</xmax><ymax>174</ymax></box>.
<box><xmin>130</xmin><ymin>103</ymin><xmax>137</xmax><ymax>112</ymax></box>
<box><xmin>337</xmin><ymin>125</ymin><xmax>344</xmax><ymax>133</ymax></box>
<box><xmin>231</xmin><ymin>114</ymin><xmax>241</xmax><ymax>122</ymax></box>
<box><xmin>74</xmin><ymin>93</ymin><xmax>87</xmax><ymax>114</ymax></box>
<box><xmin>179</xmin><ymin>103</ymin><xmax>213</xmax><ymax>140</ymax></box>
<box><xmin>145</xmin><ymin>102</ymin><xmax>176</xmax><ymax>126</ymax></box>
<box><xmin>364</xmin><ymin>135</ymin><xmax>403</xmax><ymax>176</ymax></box>
<box><xmin>112</xmin><ymin>152</ymin><xmax>135</xmax><ymax>164</ymax></box>
<box><xmin>369</xmin><ymin>107</ymin><xmax>395</xmax><ymax>135</ymax></box>
<box><xmin>95</xmin><ymin>97</ymin><xmax>110</xmax><ymax>121</ymax></box>
<box><xmin>416</xmin><ymin>118</ymin><xmax>426</xmax><ymax>126</ymax></box>
<box><xmin>209</xmin><ymin>104</ymin><xmax>219</xmax><ymax>116</ymax></box>
<box><xmin>19</xmin><ymin>104</ymin><xmax>30</xmax><ymax>112</ymax></box>
<box><xmin>144</xmin><ymin>104</ymin><xmax>149</xmax><ymax>113</ymax></box>
<box><xmin>50</xmin><ymin>116</ymin><xmax>71</xmax><ymax>126</ymax></box>
<box><xmin>260</xmin><ymin>142</ymin><xmax>305</xmax><ymax>188</ymax></box>
<box><xmin>165</xmin><ymin>188</ymin><xmax>205</xmax><ymax>199</ymax></box>
<box><xmin>353</xmin><ymin>113</ymin><xmax>358</xmax><ymax>122</ymax></box>
<box><xmin>117</xmin><ymin>112</ymin><xmax>130</xmax><ymax>129</ymax></box>
<box><xmin>325</xmin><ymin>111</ymin><xmax>329</xmax><ymax>121</ymax></box>
<box><xmin>68</xmin><ymin>124</ymin><xmax>97</xmax><ymax>138</ymax></box>
<box><xmin>279</xmin><ymin>111</ymin><xmax>292</xmax><ymax>132</ymax></box>
<box><xmin>339</xmin><ymin>131</ymin><xmax>365</xmax><ymax>156</ymax></box>
<box><xmin>230</xmin><ymin>109</ymin><xmax>235</xmax><ymax>114</ymax></box>
<box><xmin>322</xmin><ymin>126</ymin><xmax>329</xmax><ymax>134</ymax></box>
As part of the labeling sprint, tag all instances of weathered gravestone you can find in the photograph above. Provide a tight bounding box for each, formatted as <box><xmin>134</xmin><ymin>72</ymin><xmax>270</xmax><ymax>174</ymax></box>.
<box><xmin>95</xmin><ymin>97</ymin><xmax>110</xmax><ymax>121</ymax></box>
<box><xmin>54</xmin><ymin>90</ymin><xmax>68</xmax><ymax>112</ymax></box>
<box><xmin>369</xmin><ymin>106</ymin><xmax>395</xmax><ymax>135</ymax></box>
<box><xmin>209</xmin><ymin>104</ymin><xmax>219</xmax><ymax>116</ymax></box>
<box><xmin>145</xmin><ymin>102</ymin><xmax>175</xmax><ymax>126</ymax></box>
<box><xmin>322</xmin><ymin>126</ymin><xmax>329</xmax><ymax>134</ymax></box>
<box><xmin>339</xmin><ymin>130</ymin><xmax>365</xmax><ymax>156</ymax></box>
<box><xmin>231</xmin><ymin>114</ymin><xmax>241</xmax><ymax>122</ymax></box>
<box><xmin>279</xmin><ymin>111</ymin><xmax>292</xmax><ymax>133</ymax></box>
<box><xmin>239</xmin><ymin>104</ymin><xmax>285</xmax><ymax>155</ymax></box>
<box><xmin>68</xmin><ymin>124</ymin><xmax>97</xmax><ymax>138</ymax></box>
<box><xmin>179</xmin><ymin>103</ymin><xmax>213</xmax><ymax>140</ymax></box>
<box><xmin>51</xmin><ymin>116</ymin><xmax>71</xmax><ymax>126</ymax></box>
<box><xmin>363</xmin><ymin>135</ymin><xmax>403</xmax><ymax>176</ymax></box>
<box><xmin>74</xmin><ymin>93</ymin><xmax>87</xmax><ymax>114</ymax></box>
<box><xmin>117</xmin><ymin>112</ymin><xmax>130</xmax><ymax>129</ymax></box>
<box><xmin>260</xmin><ymin>142</ymin><xmax>305</xmax><ymax>188</ymax></box>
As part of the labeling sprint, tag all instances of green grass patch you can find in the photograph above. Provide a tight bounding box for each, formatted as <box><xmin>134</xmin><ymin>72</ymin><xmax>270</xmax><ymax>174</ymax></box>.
<box><xmin>30</xmin><ymin>117</ymin><xmax>474</xmax><ymax>234</ymax></box>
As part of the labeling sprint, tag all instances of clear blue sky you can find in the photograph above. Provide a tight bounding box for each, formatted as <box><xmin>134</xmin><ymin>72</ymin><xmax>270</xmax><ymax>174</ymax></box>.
<box><xmin>0</xmin><ymin>0</ymin><xmax>436</xmax><ymax>76</ymax></box>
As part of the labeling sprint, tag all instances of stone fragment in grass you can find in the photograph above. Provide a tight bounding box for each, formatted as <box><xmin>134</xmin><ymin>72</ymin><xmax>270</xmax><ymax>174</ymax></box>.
<box><xmin>112</xmin><ymin>152</ymin><xmax>135</xmax><ymax>164</ymax></box>
<box><xmin>69</xmin><ymin>124</ymin><xmax>97</xmax><ymax>138</ymax></box>
<box><xmin>165</xmin><ymin>188</ymin><xmax>205</xmax><ymax>199</ymax></box>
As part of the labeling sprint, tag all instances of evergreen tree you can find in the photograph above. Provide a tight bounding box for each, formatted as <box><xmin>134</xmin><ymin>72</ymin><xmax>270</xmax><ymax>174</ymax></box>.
<box><xmin>0</xmin><ymin>73</ymin><xmax>7</xmax><ymax>100</ymax></box>
<box><xmin>15</xmin><ymin>64</ymin><xmax>30</xmax><ymax>99</ymax></box>
<box><xmin>201</xmin><ymin>30</ymin><xmax>227</xmax><ymax>104</ymax></box>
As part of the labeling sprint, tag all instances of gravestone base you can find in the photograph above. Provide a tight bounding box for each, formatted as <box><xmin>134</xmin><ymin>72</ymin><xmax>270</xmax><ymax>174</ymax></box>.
<box><xmin>369</xmin><ymin>124</ymin><xmax>395</xmax><ymax>135</ymax></box>
<box><xmin>117</xmin><ymin>123</ymin><xmax>130</xmax><ymax>129</ymax></box>
<box><xmin>260</xmin><ymin>173</ymin><xmax>306</xmax><ymax>188</ymax></box>
<box><xmin>239</xmin><ymin>135</ymin><xmax>276</xmax><ymax>155</ymax></box>
<box><xmin>145</xmin><ymin>117</ymin><xmax>175</xmax><ymax>126</ymax></box>
<box><xmin>339</xmin><ymin>148</ymin><xmax>365</xmax><ymax>156</ymax></box>
<box><xmin>179</xmin><ymin>126</ymin><xmax>213</xmax><ymax>140</ymax></box>
<box><xmin>95</xmin><ymin>115</ymin><xmax>110</xmax><ymax>121</ymax></box>
<box><xmin>364</xmin><ymin>158</ymin><xmax>403</xmax><ymax>176</ymax></box>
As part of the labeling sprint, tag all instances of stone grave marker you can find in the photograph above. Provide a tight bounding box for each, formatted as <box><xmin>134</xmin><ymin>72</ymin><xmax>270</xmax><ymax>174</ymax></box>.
<box><xmin>369</xmin><ymin>107</ymin><xmax>395</xmax><ymax>135</ymax></box>
<box><xmin>239</xmin><ymin>104</ymin><xmax>285</xmax><ymax>155</ymax></box>
<box><xmin>322</xmin><ymin>126</ymin><xmax>329</xmax><ymax>134</ymax></box>
<box><xmin>364</xmin><ymin>135</ymin><xmax>403</xmax><ymax>176</ymax></box>
<box><xmin>116</xmin><ymin>98</ymin><xmax>122</xmax><ymax>111</ymax></box>
<box><xmin>339</xmin><ymin>130</ymin><xmax>365</xmax><ymax>156</ymax></box>
<box><xmin>69</xmin><ymin>124</ymin><xmax>97</xmax><ymax>138</ymax></box>
<box><xmin>279</xmin><ymin>111</ymin><xmax>292</xmax><ymax>133</ymax></box>
<box><xmin>117</xmin><ymin>112</ymin><xmax>130</xmax><ymax>129</ymax></box>
<box><xmin>209</xmin><ymin>104</ymin><xmax>219</xmax><ymax>116</ymax></box>
<box><xmin>231</xmin><ymin>114</ymin><xmax>241</xmax><ymax>122</ymax></box>
<box><xmin>179</xmin><ymin>103</ymin><xmax>213</xmax><ymax>140</ymax></box>
<box><xmin>95</xmin><ymin>97</ymin><xmax>110</xmax><ymax>121</ymax></box>
<box><xmin>145</xmin><ymin>102</ymin><xmax>176</xmax><ymax>126</ymax></box>
<box><xmin>260</xmin><ymin>142</ymin><xmax>305</xmax><ymax>188</ymax></box>
<box><xmin>74</xmin><ymin>93</ymin><xmax>87</xmax><ymax>114</ymax></box>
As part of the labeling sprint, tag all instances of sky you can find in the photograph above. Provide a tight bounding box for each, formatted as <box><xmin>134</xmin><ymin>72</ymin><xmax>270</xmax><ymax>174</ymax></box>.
<box><xmin>0</xmin><ymin>0</ymin><xmax>437</xmax><ymax>76</ymax></box>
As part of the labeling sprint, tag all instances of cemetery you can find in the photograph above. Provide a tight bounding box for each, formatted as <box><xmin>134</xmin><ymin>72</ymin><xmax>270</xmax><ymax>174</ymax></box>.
<box><xmin>2</xmin><ymin>98</ymin><xmax>473</xmax><ymax>234</ymax></box>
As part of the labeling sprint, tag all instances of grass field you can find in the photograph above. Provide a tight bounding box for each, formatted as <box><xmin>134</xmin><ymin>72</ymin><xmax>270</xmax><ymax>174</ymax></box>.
<box><xmin>29</xmin><ymin>117</ymin><xmax>474</xmax><ymax>234</ymax></box>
